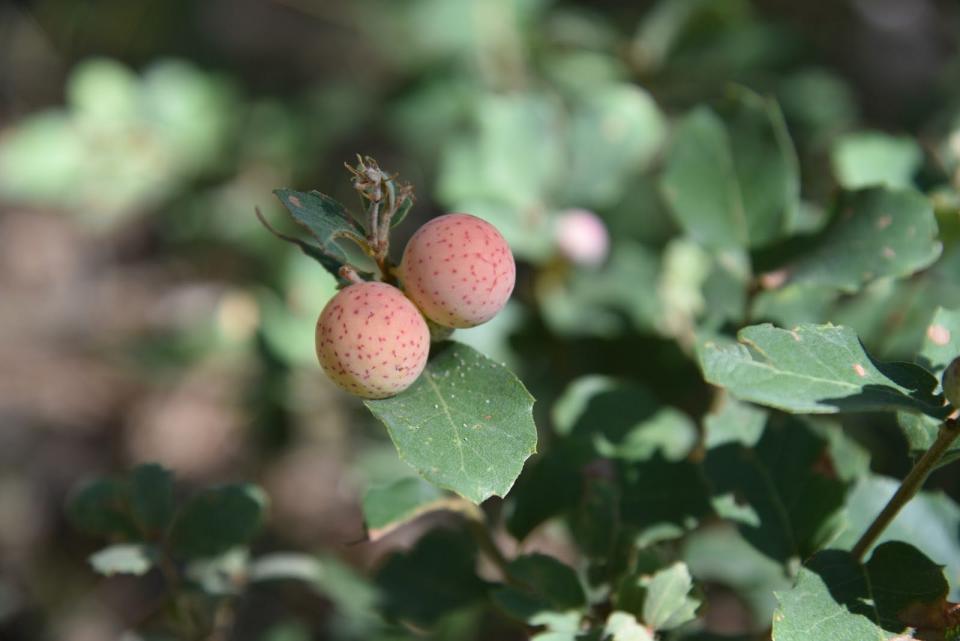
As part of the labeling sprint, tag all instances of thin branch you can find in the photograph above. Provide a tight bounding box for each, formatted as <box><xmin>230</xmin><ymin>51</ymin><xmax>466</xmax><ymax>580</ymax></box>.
<box><xmin>851</xmin><ymin>418</ymin><xmax>960</xmax><ymax>561</ymax></box>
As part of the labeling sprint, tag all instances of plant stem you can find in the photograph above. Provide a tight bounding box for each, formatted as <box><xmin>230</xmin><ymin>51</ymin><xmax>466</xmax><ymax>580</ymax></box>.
<box><xmin>158</xmin><ymin>552</ymin><xmax>199</xmax><ymax>639</ymax></box>
<box><xmin>851</xmin><ymin>418</ymin><xmax>959</xmax><ymax>561</ymax></box>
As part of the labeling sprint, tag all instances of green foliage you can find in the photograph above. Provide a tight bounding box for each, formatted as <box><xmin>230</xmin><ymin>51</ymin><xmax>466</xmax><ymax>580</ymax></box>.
<box><xmin>773</xmin><ymin>542</ymin><xmax>949</xmax><ymax>640</ymax></box>
<box><xmin>89</xmin><ymin>544</ymin><xmax>158</xmax><ymax>576</ymax></box>
<box><xmin>492</xmin><ymin>554</ymin><xmax>586</xmax><ymax>623</ymax></box>
<box><xmin>365</xmin><ymin>342</ymin><xmax>537</xmax><ymax>503</ymax></box>
<box><xmin>35</xmin><ymin>1</ymin><xmax>960</xmax><ymax>639</ymax></box>
<box><xmin>831</xmin><ymin>132</ymin><xmax>923</xmax><ymax>189</ymax></box>
<box><xmin>374</xmin><ymin>528</ymin><xmax>488</xmax><ymax>628</ymax></box>
<box><xmin>169</xmin><ymin>484</ymin><xmax>268</xmax><ymax>559</ymax></box>
<box><xmin>661</xmin><ymin>88</ymin><xmax>798</xmax><ymax>250</ymax></box>
<box><xmin>361</xmin><ymin>477</ymin><xmax>479</xmax><ymax>540</ymax></box>
<box><xmin>699</xmin><ymin>323</ymin><xmax>944</xmax><ymax>415</ymax></box>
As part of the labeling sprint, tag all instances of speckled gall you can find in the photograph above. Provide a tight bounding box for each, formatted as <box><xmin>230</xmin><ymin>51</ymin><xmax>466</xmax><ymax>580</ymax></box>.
<box><xmin>315</xmin><ymin>282</ymin><xmax>430</xmax><ymax>399</ymax></box>
<box><xmin>399</xmin><ymin>213</ymin><xmax>516</xmax><ymax>329</ymax></box>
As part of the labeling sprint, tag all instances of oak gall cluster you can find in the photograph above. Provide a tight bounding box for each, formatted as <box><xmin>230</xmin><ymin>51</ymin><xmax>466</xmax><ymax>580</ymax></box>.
<box><xmin>316</xmin><ymin>214</ymin><xmax>515</xmax><ymax>399</ymax></box>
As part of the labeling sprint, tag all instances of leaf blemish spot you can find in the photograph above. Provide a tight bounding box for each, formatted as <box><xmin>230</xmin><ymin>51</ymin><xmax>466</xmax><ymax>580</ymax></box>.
<box><xmin>853</xmin><ymin>363</ymin><xmax>867</xmax><ymax>377</ymax></box>
<box><xmin>876</xmin><ymin>214</ymin><xmax>893</xmax><ymax>230</ymax></box>
<box><xmin>927</xmin><ymin>324</ymin><xmax>951</xmax><ymax>346</ymax></box>
<box><xmin>289</xmin><ymin>195</ymin><xmax>302</xmax><ymax>207</ymax></box>
<box><xmin>882</xmin><ymin>246</ymin><xmax>896</xmax><ymax>259</ymax></box>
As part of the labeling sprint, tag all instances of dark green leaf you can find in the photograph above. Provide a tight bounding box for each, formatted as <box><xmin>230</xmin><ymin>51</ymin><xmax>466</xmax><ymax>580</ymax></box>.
<box><xmin>773</xmin><ymin>542</ymin><xmax>950</xmax><ymax>640</ymax></box>
<box><xmin>573</xmin><ymin>477</ymin><xmax>620</xmax><ymax>560</ymax></box>
<box><xmin>698</xmin><ymin>323</ymin><xmax>944</xmax><ymax>415</ymax></box>
<box><xmin>492</xmin><ymin>554</ymin><xmax>586</xmax><ymax>623</ymax></box>
<box><xmin>170</xmin><ymin>484</ymin><xmax>268</xmax><ymax>559</ymax></box>
<box><xmin>704</xmin><ymin>414</ymin><xmax>847</xmax><ymax>563</ymax></box>
<box><xmin>67</xmin><ymin>478</ymin><xmax>138</xmax><ymax>539</ymax></box>
<box><xmin>365</xmin><ymin>342</ymin><xmax>538</xmax><ymax>504</ymax></box>
<box><xmin>89</xmin><ymin>543</ymin><xmax>157</xmax><ymax>576</ymax></box>
<box><xmin>619</xmin><ymin>456</ymin><xmax>714</xmax><ymax>536</ymax></box>
<box><xmin>506</xmin><ymin>440</ymin><xmax>589</xmax><ymax>540</ymax></box>
<box><xmin>661</xmin><ymin>89</ymin><xmax>798</xmax><ymax>249</ymax></box>
<box><xmin>129</xmin><ymin>464</ymin><xmax>175</xmax><ymax>533</ymax></box>
<box><xmin>375</xmin><ymin>528</ymin><xmax>487</xmax><ymax>628</ymax></box>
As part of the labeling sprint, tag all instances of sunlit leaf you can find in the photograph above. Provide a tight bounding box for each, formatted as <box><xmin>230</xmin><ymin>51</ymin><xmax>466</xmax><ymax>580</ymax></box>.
<box><xmin>365</xmin><ymin>342</ymin><xmax>537</xmax><ymax>504</ymax></box>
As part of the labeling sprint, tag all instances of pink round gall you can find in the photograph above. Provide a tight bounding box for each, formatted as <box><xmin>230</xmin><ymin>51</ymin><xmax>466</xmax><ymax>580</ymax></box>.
<box><xmin>315</xmin><ymin>281</ymin><xmax>430</xmax><ymax>399</ymax></box>
<box><xmin>400</xmin><ymin>213</ymin><xmax>516</xmax><ymax>329</ymax></box>
<box><xmin>554</xmin><ymin>208</ymin><xmax>609</xmax><ymax>267</ymax></box>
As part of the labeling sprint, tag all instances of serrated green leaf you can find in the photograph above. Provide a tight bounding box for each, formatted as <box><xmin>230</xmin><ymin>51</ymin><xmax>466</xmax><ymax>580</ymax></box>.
<box><xmin>784</xmin><ymin>187</ymin><xmax>941</xmax><ymax>293</ymax></box>
<box><xmin>772</xmin><ymin>542</ymin><xmax>949</xmax><ymax>640</ymax></box>
<box><xmin>640</xmin><ymin>562</ymin><xmax>700</xmax><ymax>630</ymax></box>
<box><xmin>272</xmin><ymin>188</ymin><xmax>364</xmax><ymax>278</ymax></box>
<box><xmin>365</xmin><ymin>342</ymin><xmax>537</xmax><ymax>504</ymax></box>
<box><xmin>375</xmin><ymin>528</ymin><xmax>487</xmax><ymax>628</ymax></box>
<box><xmin>661</xmin><ymin>89</ymin><xmax>798</xmax><ymax>249</ymax></box>
<box><xmin>831</xmin><ymin>132</ymin><xmax>922</xmax><ymax>190</ymax></box>
<box><xmin>170</xmin><ymin>484</ymin><xmax>268</xmax><ymax>559</ymax></box>
<box><xmin>698</xmin><ymin>323</ymin><xmax>944</xmax><ymax>415</ymax></box>
<box><xmin>492</xmin><ymin>554</ymin><xmax>586</xmax><ymax>623</ymax></box>
<box><xmin>89</xmin><ymin>543</ymin><xmax>157</xmax><ymax>576</ymax></box>
<box><xmin>129</xmin><ymin>464</ymin><xmax>174</xmax><ymax>533</ymax></box>
<box><xmin>361</xmin><ymin>477</ymin><xmax>479</xmax><ymax>541</ymax></box>
<box><xmin>704</xmin><ymin>414</ymin><xmax>848</xmax><ymax>563</ymax></box>
<box><xmin>67</xmin><ymin>478</ymin><xmax>138</xmax><ymax>539</ymax></box>
<box><xmin>604</xmin><ymin>612</ymin><xmax>654</xmax><ymax>641</ymax></box>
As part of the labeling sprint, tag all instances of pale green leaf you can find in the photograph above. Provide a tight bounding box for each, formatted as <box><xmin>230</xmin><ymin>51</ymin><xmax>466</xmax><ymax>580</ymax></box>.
<box><xmin>661</xmin><ymin>89</ymin><xmax>798</xmax><ymax>249</ymax></box>
<box><xmin>89</xmin><ymin>544</ymin><xmax>156</xmax><ymax>576</ymax></box>
<box><xmin>641</xmin><ymin>562</ymin><xmax>700</xmax><ymax>630</ymax></box>
<box><xmin>361</xmin><ymin>477</ymin><xmax>480</xmax><ymax>541</ymax></box>
<box><xmin>831</xmin><ymin>132</ymin><xmax>922</xmax><ymax>189</ymax></box>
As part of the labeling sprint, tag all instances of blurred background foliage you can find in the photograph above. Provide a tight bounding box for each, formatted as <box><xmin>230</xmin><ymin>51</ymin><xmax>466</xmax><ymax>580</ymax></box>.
<box><xmin>1</xmin><ymin>0</ymin><xmax>960</xmax><ymax>639</ymax></box>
